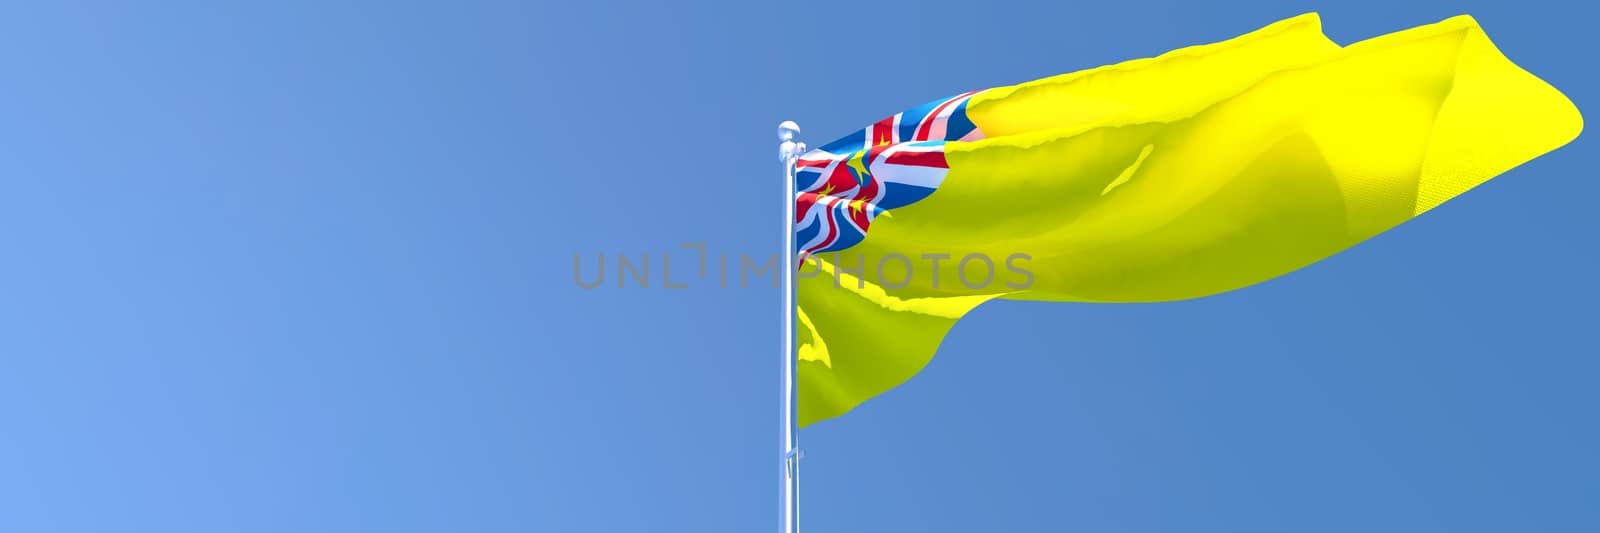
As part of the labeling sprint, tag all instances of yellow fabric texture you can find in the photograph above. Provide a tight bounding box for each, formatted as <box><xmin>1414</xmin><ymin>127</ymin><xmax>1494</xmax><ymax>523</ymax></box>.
<box><xmin>796</xmin><ymin>13</ymin><xmax>1582</xmax><ymax>427</ymax></box>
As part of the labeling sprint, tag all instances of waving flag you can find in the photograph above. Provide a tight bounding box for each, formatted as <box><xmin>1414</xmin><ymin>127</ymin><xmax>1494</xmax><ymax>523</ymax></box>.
<box><xmin>794</xmin><ymin>13</ymin><xmax>1582</xmax><ymax>427</ymax></box>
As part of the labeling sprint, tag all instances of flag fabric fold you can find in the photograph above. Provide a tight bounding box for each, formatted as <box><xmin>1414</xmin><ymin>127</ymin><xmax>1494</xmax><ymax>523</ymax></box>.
<box><xmin>795</xmin><ymin>13</ymin><xmax>1582</xmax><ymax>427</ymax></box>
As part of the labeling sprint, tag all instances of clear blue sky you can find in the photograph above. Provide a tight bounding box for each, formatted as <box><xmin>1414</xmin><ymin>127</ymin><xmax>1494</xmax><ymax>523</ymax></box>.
<box><xmin>0</xmin><ymin>1</ymin><xmax>1594</xmax><ymax>531</ymax></box>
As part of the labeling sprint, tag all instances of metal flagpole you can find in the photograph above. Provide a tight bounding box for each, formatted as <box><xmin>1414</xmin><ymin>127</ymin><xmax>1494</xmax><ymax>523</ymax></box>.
<box><xmin>778</xmin><ymin>121</ymin><xmax>805</xmax><ymax>533</ymax></box>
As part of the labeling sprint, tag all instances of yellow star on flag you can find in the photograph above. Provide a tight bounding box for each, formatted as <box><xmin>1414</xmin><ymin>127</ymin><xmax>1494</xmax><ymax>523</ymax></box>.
<box><xmin>846</xmin><ymin>150</ymin><xmax>870</xmax><ymax>184</ymax></box>
<box><xmin>848</xmin><ymin>199</ymin><xmax>867</xmax><ymax>217</ymax></box>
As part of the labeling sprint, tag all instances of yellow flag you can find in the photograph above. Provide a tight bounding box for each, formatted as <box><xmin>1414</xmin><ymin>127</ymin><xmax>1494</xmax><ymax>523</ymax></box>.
<box><xmin>794</xmin><ymin>13</ymin><xmax>1582</xmax><ymax>427</ymax></box>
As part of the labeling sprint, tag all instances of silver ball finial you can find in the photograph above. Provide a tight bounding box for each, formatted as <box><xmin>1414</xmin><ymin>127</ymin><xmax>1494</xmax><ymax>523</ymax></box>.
<box><xmin>778</xmin><ymin>120</ymin><xmax>806</xmax><ymax>163</ymax></box>
<box><xmin>778</xmin><ymin>121</ymin><xmax>800</xmax><ymax>142</ymax></box>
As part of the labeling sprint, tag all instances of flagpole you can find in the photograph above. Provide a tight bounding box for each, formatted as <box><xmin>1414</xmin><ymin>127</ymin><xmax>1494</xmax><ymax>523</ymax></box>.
<box><xmin>778</xmin><ymin>121</ymin><xmax>805</xmax><ymax>533</ymax></box>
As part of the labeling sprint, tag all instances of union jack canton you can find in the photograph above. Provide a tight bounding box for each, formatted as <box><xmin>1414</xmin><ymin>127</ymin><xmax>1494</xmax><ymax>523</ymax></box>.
<box><xmin>794</xmin><ymin>90</ymin><xmax>988</xmax><ymax>257</ymax></box>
